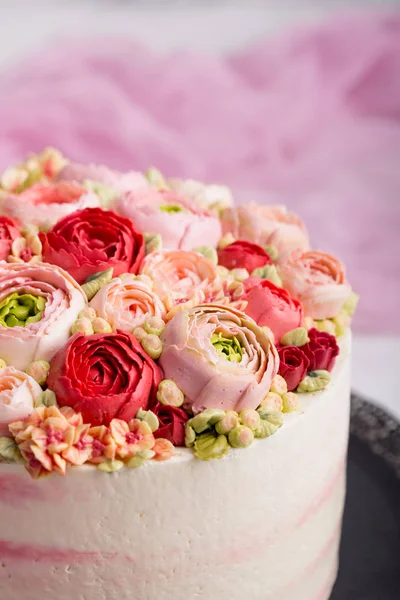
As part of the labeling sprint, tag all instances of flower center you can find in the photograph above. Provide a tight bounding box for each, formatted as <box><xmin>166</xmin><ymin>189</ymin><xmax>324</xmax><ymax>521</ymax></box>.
<box><xmin>159</xmin><ymin>204</ymin><xmax>184</xmax><ymax>214</ymax></box>
<box><xmin>0</xmin><ymin>292</ymin><xmax>46</xmax><ymax>328</ymax></box>
<box><xmin>47</xmin><ymin>430</ymin><xmax>64</xmax><ymax>445</ymax></box>
<box><xmin>211</xmin><ymin>332</ymin><xmax>243</xmax><ymax>363</ymax></box>
<box><xmin>125</xmin><ymin>431</ymin><xmax>143</xmax><ymax>444</ymax></box>
<box><xmin>92</xmin><ymin>440</ymin><xmax>106</xmax><ymax>457</ymax></box>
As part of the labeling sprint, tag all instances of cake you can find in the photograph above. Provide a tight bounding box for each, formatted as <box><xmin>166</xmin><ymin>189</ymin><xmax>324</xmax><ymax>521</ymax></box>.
<box><xmin>0</xmin><ymin>149</ymin><xmax>357</xmax><ymax>600</ymax></box>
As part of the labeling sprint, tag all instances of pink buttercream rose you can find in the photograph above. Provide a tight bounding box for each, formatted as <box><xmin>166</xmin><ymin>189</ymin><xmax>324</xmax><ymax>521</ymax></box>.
<box><xmin>0</xmin><ymin>261</ymin><xmax>87</xmax><ymax>371</ymax></box>
<box><xmin>139</xmin><ymin>250</ymin><xmax>221</xmax><ymax>320</ymax></box>
<box><xmin>221</xmin><ymin>204</ymin><xmax>309</xmax><ymax>261</ymax></box>
<box><xmin>0</xmin><ymin>366</ymin><xmax>42</xmax><ymax>437</ymax></box>
<box><xmin>278</xmin><ymin>250</ymin><xmax>351</xmax><ymax>319</ymax></box>
<box><xmin>56</xmin><ymin>161</ymin><xmax>148</xmax><ymax>192</ymax></box>
<box><xmin>159</xmin><ymin>304</ymin><xmax>279</xmax><ymax>414</ymax></box>
<box><xmin>0</xmin><ymin>182</ymin><xmax>100</xmax><ymax>229</ymax></box>
<box><xmin>89</xmin><ymin>274</ymin><xmax>166</xmax><ymax>332</ymax></box>
<box><xmin>114</xmin><ymin>188</ymin><xmax>222</xmax><ymax>250</ymax></box>
<box><xmin>242</xmin><ymin>277</ymin><xmax>303</xmax><ymax>341</ymax></box>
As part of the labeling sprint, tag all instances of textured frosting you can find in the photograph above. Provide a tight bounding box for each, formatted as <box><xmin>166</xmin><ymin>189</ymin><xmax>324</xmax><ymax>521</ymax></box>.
<box><xmin>0</xmin><ymin>335</ymin><xmax>351</xmax><ymax>600</ymax></box>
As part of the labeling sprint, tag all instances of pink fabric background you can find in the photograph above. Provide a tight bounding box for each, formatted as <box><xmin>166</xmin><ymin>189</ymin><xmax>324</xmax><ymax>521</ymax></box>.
<box><xmin>0</xmin><ymin>12</ymin><xmax>399</xmax><ymax>333</ymax></box>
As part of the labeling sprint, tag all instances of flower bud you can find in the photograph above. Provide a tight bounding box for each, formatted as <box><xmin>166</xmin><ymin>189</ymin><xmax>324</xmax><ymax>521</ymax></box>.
<box><xmin>71</xmin><ymin>317</ymin><xmax>94</xmax><ymax>336</ymax></box>
<box><xmin>282</xmin><ymin>392</ymin><xmax>299</xmax><ymax>413</ymax></box>
<box><xmin>133</xmin><ymin>326</ymin><xmax>148</xmax><ymax>342</ymax></box>
<box><xmin>143</xmin><ymin>316</ymin><xmax>165</xmax><ymax>337</ymax></box>
<box><xmin>314</xmin><ymin>319</ymin><xmax>336</xmax><ymax>336</ymax></box>
<box><xmin>184</xmin><ymin>424</ymin><xmax>196</xmax><ymax>448</ymax></box>
<box><xmin>92</xmin><ymin>317</ymin><xmax>113</xmax><ymax>334</ymax></box>
<box><xmin>141</xmin><ymin>334</ymin><xmax>163</xmax><ymax>360</ymax></box>
<box><xmin>0</xmin><ymin>359</ymin><xmax>6</xmax><ymax>370</ymax></box>
<box><xmin>239</xmin><ymin>409</ymin><xmax>261</xmax><ymax>431</ymax></box>
<box><xmin>25</xmin><ymin>360</ymin><xmax>50</xmax><ymax>386</ymax></box>
<box><xmin>78</xmin><ymin>307</ymin><xmax>97</xmax><ymax>321</ymax></box>
<box><xmin>259</xmin><ymin>392</ymin><xmax>283</xmax><ymax>413</ymax></box>
<box><xmin>218</xmin><ymin>233</ymin><xmax>235</xmax><ymax>250</ymax></box>
<box><xmin>230</xmin><ymin>268</ymin><xmax>249</xmax><ymax>282</ymax></box>
<box><xmin>270</xmin><ymin>375</ymin><xmax>288</xmax><ymax>395</ymax></box>
<box><xmin>263</xmin><ymin>245</ymin><xmax>279</xmax><ymax>262</ymax></box>
<box><xmin>228</xmin><ymin>425</ymin><xmax>254</xmax><ymax>448</ymax></box>
<box><xmin>136</xmin><ymin>408</ymin><xmax>160</xmax><ymax>433</ymax></box>
<box><xmin>194</xmin><ymin>432</ymin><xmax>229</xmax><ymax>460</ymax></box>
<box><xmin>215</xmin><ymin>411</ymin><xmax>239</xmax><ymax>434</ymax></box>
<box><xmin>280</xmin><ymin>327</ymin><xmax>309</xmax><ymax>347</ymax></box>
<box><xmin>189</xmin><ymin>408</ymin><xmax>225</xmax><ymax>434</ymax></box>
<box><xmin>157</xmin><ymin>379</ymin><xmax>184</xmax><ymax>408</ymax></box>
<box><xmin>193</xmin><ymin>245</ymin><xmax>218</xmax><ymax>265</ymax></box>
<box><xmin>144</xmin><ymin>233</ymin><xmax>162</xmax><ymax>254</ymax></box>
<box><xmin>251</xmin><ymin>264</ymin><xmax>282</xmax><ymax>287</ymax></box>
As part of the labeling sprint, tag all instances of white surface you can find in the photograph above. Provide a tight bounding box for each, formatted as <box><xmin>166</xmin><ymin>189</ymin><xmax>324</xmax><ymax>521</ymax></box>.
<box><xmin>0</xmin><ymin>0</ymin><xmax>397</xmax><ymax>418</ymax></box>
<box><xmin>0</xmin><ymin>338</ymin><xmax>351</xmax><ymax>600</ymax></box>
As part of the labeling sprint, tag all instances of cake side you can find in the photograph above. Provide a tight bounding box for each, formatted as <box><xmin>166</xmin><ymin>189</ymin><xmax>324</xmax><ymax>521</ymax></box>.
<box><xmin>0</xmin><ymin>335</ymin><xmax>351</xmax><ymax>600</ymax></box>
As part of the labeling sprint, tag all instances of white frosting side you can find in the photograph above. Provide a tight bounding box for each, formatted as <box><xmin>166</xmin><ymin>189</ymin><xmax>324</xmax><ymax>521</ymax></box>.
<box><xmin>0</xmin><ymin>335</ymin><xmax>351</xmax><ymax>600</ymax></box>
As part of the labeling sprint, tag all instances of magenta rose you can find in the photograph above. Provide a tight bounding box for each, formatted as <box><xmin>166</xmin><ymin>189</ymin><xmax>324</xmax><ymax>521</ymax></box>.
<box><xmin>217</xmin><ymin>240</ymin><xmax>272</xmax><ymax>273</ymax></box>
<box><xmin>40</xmin><ymin>207</ymin><xmax>144</xmax><ymax>284</ymax></box>
<box><xmin>151</xmin><ymin>402</ymin><xmax>189</xmax><ymax>447</ymax></box>
<box><xmin>0</xmin><ymin>216</ymin><xmax>21</xmax><ymax>260</ymax></box>
<box><xmin>242</xmin><ymin>277</ymin><xmax>303</xmax><ymax>342</ymax></box>
<box><xmin>278</xmin><ymin>346</ymin><xmax>310</xmax><ymax>391</ymax></box>
<box><xmin>302</xmin><ymin>328</ymin><xmax>340</xmax><ymax>372</ymax></box>
<box><xmin>47</xmin><ymin>330</ymin><xmax>162</xmax><ymax>426</ymax></box>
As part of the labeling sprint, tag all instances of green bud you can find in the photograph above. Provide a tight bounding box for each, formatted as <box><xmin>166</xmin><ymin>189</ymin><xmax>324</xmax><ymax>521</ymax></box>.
<box><xmin>143</xmin><ymin>316</ymin><xmax>165</xmax><ymax>337</ymax></box>
<box><xmin>144</xmin><ymin>233</ymin><xmax>162</xmax><ymax>254</ymax></box>
<box><xmin>269</xmin><ymin>375</ymin><xmax>288</xmax><ymax>395</ymax></box>
<box><xmin>82</xmin><ymin>268</ymin><xmax>113</xmax><ymax>301</ymax></box>
<box><xmin>189</xmin><ymin>408</ymin><xmax>225</xmax><ymax>434</ymax></box>
<box><xmin>97</xmin><ymin>459</ymin><xmax>124</xmax><ymax>473</ymax></box>
<box><xmin>0</xmin><ymin>358</ymin><xmax>6</xmax><ymax>369</ymax></box>
<box><xmin>184</xmin><ymin>424</ymin><xmax>196</xmax><ymax>448</ymax></box>
<box><xmin>228</xmin><ymin>425</ymin><xmax>254</xmax><ymax>448</ymax></box>
<box><xmin>239</xmin><ymin>409</ymin><xmax>261</xmax><ymax>431</ymax></box>
<box><xmin>218</xmin><ymin>233</ymin><xmax>235</xmax><ymax>250</ymax></box>
<box><xmin>25</xmin><ymin>360</ymin><xmax>50</xmax><ymax>386</ymax></box>
<box><xmin>0</xmin><ymin>437</ymin><xmax>23</xmax><ymax>464</ymax></box>
<box><xmin>263</xmin><ymin>245</ymin><xmax>279</xmax><ymax>262</ymax></box>
<box><xmin>215</xmin><ymin>411</ymin><xmax>239</xmax><ymax>435</ymax></box>
<box><xmin>193</xmin><ymin>246</ymin><xmax>218</xmax><ymax>265</ymax></box>
<box><xmin>141</xmin><ymin>334</ymin><xmax>163</xmax><ymax>360</ymax></box>
<box><xmin>83</xmin><ymin>180</ymin><xmax>119</xmax><ymax>208</ymax></box>
<box><xmin>92</xmin><ymin>317</ymin><xmax>112</xmax><ymax>334</ymax></box>
<box><xmin>251</xmin><ymin>264</ymin><xmax>282</xmax><ymax>287</ymax></box>
<box><xmin>194</xmin><ymin>432</ymin><xmax>229</xmax><ymax>461</ymax></box>
<box><xmin>282</xmin><ymin>392</ymin><xmax>299</xmax><ymax>413</ymax></box>
<box><xmin>145</xmin><ymin>167</ymin><xmax>168</xmax><ymax>189</ymax></box>
<box><xmin>35</xmin><ymin>389</ymin><xmax>57</xmax><ymax>408</ymax></box>
<box><xmin>297</xmin><ymin>370</ymin><xmax>331</xmax><ymax>393</ymax></box>
<box><xmin>280</xmin><ymin>327</ymin><xmax>309</xmax><ymax>347</ymax></box>
<box><xmin>136</xmin><ymin>408</ymin><xmax>159</xmax><ymax>433</ymax></box>
<box><xmin>313</xmin><ymin>319</ymin><xmax>336</xmax><ymax>335</ymax></box>
<box><xmin>157</xmin><ymin>379</ymin><xmax>184</xmax><ymax>407</ymax></box>
<box><xmin>342</xmin><ymin>291</ymin><xmax>359</xmax><ymax>317</ymax></box>
<box><xmin>70</xmin><ymin>317</ymin><xmax>94</xmax><ymax>336</ymax></box>
<box><xmin>133</xmin><ymin>326</ymin><xmax>148</xmax><ymax>342</ymax></box>
<box><xmin>78</xmin><ymin>307</ymin><xmax>97</xmax><ymax>321</ymax></box>
<box><xmin>230</xmin><ymin>268</ymin><xmax>249</xmax><ymax>282</ymax></box>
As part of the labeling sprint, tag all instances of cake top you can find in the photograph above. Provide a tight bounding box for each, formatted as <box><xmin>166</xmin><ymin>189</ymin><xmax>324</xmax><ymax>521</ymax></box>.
<box><xmin>0</xmin><ymin>148</ymin><xmax>357</xmax><ymax>478</ymax></box>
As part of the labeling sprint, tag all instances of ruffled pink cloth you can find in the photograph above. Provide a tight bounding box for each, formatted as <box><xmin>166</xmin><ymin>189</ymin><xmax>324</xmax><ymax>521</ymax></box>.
<box><xmin>0</xmin><ymin>12</ymin><xmax>399</xmax><ymax>332</ymax></box>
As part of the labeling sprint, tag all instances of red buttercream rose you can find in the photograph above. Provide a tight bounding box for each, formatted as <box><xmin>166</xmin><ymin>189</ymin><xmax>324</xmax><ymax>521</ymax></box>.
<box><xmin>151</xmin><ymin>402</ymin><xmax>189</xmax><ymax>447</ymax></box>
<box><xmin>217</xmin><ymin>240</ymin><xmax>271</xmax><ymax>273</ymax></box>
<box><xmin>47</xmin><ymin>330</ymin><xmax>162</xmax><ymax>426</ymax></box>
<box><xmin>302</xmin><ymin>328</ymin><xmax>340</xmax><ymax>372</ymax></box>
<box><xmin>278</xmin><ymin>346</ymin><xmax>310</xmax><ymax>391</ymax></box>
<box><xmin>242</xmin><ymin>277</ymin><xmax>303</xmax><ymax>341</ymax></box>
<box><xmin>0</xmin><ymin>216</ymin><xmax>21</xmax><ymax>261</ymax></box>
<box><xmin>40</xmin><ymin>207</ymin><xmax>144</xmax><ymax>284</ymax></box>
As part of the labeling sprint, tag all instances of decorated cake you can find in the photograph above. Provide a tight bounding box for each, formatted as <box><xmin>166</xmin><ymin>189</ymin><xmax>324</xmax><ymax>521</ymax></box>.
<box><xmin>0</xmin><ymin>150</ymin><xmax>357</xmax><ymax>600</ymax></box>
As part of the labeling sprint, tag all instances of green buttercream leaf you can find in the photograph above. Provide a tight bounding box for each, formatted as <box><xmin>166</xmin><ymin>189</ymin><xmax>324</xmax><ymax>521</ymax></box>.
<box><xmin>82</xmin><ymin>269</ymin><xmax>114</xmax><ymax>301</ymax></box>
<box><xmin>194</xmin><ymin>431</ymin><xmax>229</xmax><ymax>461</ymax></box>
<box><xmin>0</xmin><ymin>437</ymin><xmax>23</xmax><ymax>464</ymax></box>
<box><xmin>211</xmin><ymin>332</ymin><xmax>243</xmax><ymax>362</ymax></box>
<box><xmin>0</xmin><ymin>293</ymin><xmax>46</xmax><ymax>328</ymax></box>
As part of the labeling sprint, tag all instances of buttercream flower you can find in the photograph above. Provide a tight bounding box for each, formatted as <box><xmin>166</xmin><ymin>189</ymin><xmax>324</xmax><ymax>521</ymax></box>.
<box><xmin>168</xmin><ymin>177</ymin><xmax>233</xmax><ymax>212</ymax></box>
<box><xmin>0</xmin><ymin>216</ymin><xmax>21</xmax><ymax>261</ymax></box>
<box><xmin>241</xmin><ymin>277</ymin><xmax>303</xmax><ymax>341</ymax></box>
<box><xmin>217</xmin><ymin>240</ymin><xmax>272</xmax><ymax>273</ymax></box>
<box><xmin>221</xmin><ymin>204</ymin><xmax>309</xmax><ymax>261</ymax></box>
<box><xmin>56</xmin><ymin>161</ymin><xmax>148</xmax><ymax>193</ymax></box>
<box><xmin>0</xmin><ymin>366</ymin><xmax>42</xmax><ymax>436</ymax></box>
<box><xmin>278</xmin><ymin>250</ymin><xmax>351</xmax><ymax>319</ymax></box>
<box><xmin>107</xmin><ymin>418</ymin><xmax>155</xmax><ymax>459</ymax></box>
<box><xmin>0</xmin><ymin>148</ymin><xmax>67</xmax><ymax>194</ymax></box>
<box><xmin>302</xmin><ymin>328</ymin><xmax>340</xmax><ymax>372</ymax></box>
<box><xmin>47</xmin><ymin>330</ymin><xmax>162</xmax><ymax>426</ymax></box>
<box><xmin>89</xmin><ymin>274</ymin><xmax>166</xmax><ymax>332</ymax></box>
<box><xmin>0</xmin><ymin>183</ymin><xmax>100</xmax><ymax>230</ymax></box>
<box><xmin>0</xmin><ymin>262</ymin><xmax>86</xmax><ymax>371</ymax></box>
<box><xmin>140</xmin><ymin>250</ymin><xmax>221</xmax><ymax>320</ymax></box>
<box><xmin>9</xmin><ymin>405</ymin><xmax>93</xmax><ymax>478</ymax></box>
<box><xmin>115</xmin><ymin>188</ymin><xmax>221</xmax><ymax>250</ymax></box>
<box><xmin>40</xmin><ymin>207</ymin><xmax>145</xmax><ymax>284</ymax></box>
<box><xmin>278</xmin><ymin>346</ymin><xmax>310</xmax><ymax>392</ymax></box>
<box><xmin>159</xmin><ymin>304</ymin><xmax>279</xmax><ymax>414</ymax></box>
<box><xmin>151</xmin><ymin>402</ymin><xmax>189</xmax><ymax>447</ymax></box>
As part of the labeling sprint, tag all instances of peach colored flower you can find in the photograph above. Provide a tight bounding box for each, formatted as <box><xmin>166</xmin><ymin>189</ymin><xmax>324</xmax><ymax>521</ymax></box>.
<box><xmin>221</xmin><ymin>204</ymin><xmax>309</xmax><ymax>262</ymax></box>
<box><xmin>140</xmin><ymin>250</ymin><xmax>222</xmax><ymax>320</ymax></box>
<box><xmin>278</xmin><ymin>250</ymin><xmax>352</xmax><ymax>320</ymax></box>
<box><xmin>87</xmin><ymin>425</ymin><xmax>118</xmax><ymax>464</ymax></box>
<box><xmin>152</xmin><ymin>438</ymin><xmax>174</xmax><ymax>462</ymax></box>
<box><xmin>9</xmin><ymin>405</ymin><xmax>93</xmax><ymax>478</ymax></box>
<box><xmin>109</xmin><ymin>419</ymin><xmax>155</xmax><ymax>459</ymax></box>
<box><xmin>1</xmin><ymin>182</ymin><xmax>100</xmax><ymax>229</ymax></box>
<box><xmin>89</xmin><ymin>274</ymin><xmax>167</xmax><ymax>332</ymax></box>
